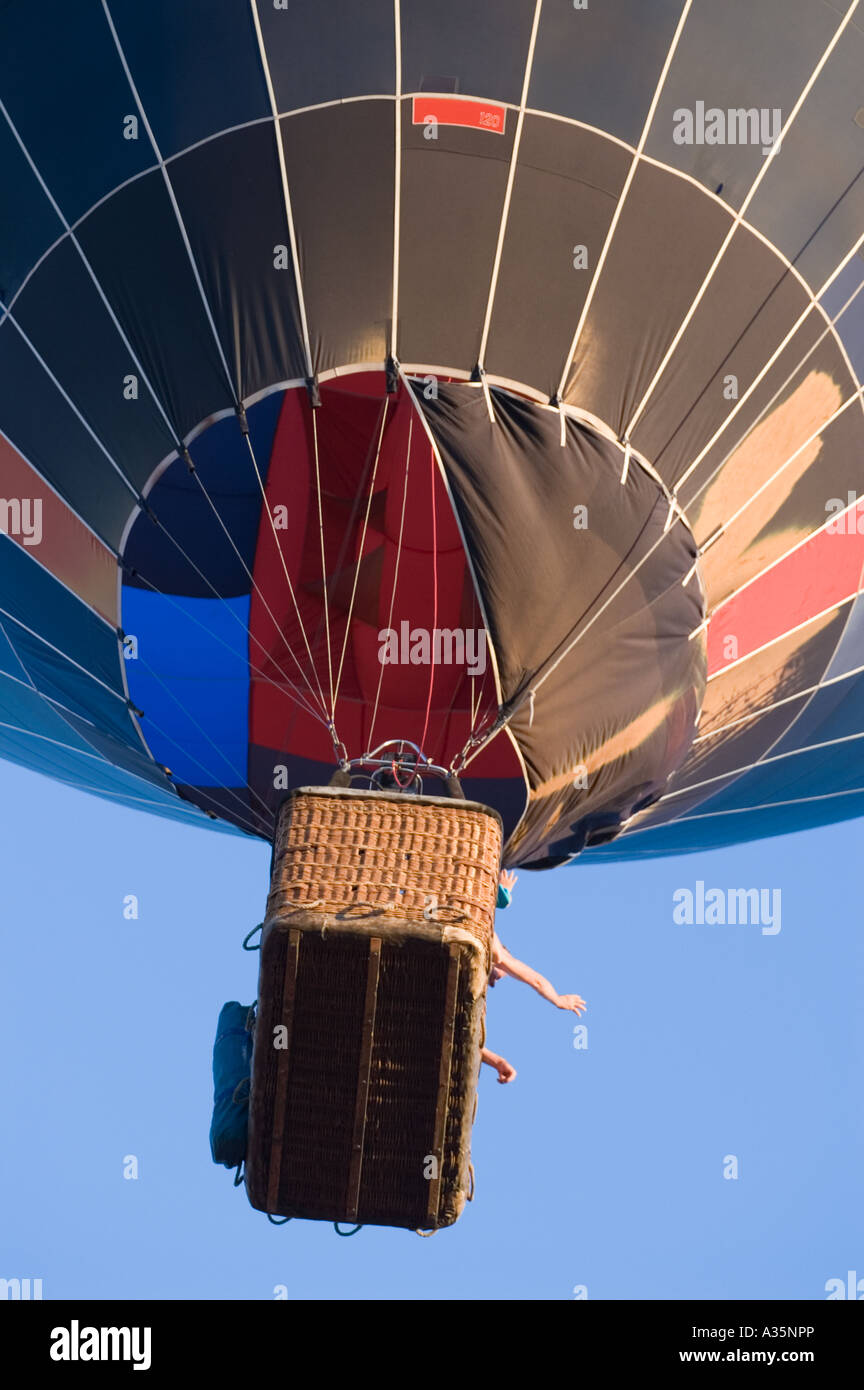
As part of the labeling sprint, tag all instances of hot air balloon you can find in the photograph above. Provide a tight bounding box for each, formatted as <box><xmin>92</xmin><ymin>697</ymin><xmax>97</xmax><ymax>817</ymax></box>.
<box><xmin>1</xmin><ymin>1</ymin><xmax>862</xmax><ymax>1226</ymax></box>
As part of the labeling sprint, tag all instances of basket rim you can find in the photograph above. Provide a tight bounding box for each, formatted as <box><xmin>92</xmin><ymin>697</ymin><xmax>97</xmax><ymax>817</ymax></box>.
<box><xmin>277</xmin><ymin>785</ymin><xmax>504</xmax><ymax>829</ymax></box>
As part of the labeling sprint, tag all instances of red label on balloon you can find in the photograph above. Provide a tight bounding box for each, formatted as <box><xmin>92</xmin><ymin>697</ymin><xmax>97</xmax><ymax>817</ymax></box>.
<box><xmin>411</xmin><ymin>96</ymin><xmax>506</xmax><ymax>134</ymax></box>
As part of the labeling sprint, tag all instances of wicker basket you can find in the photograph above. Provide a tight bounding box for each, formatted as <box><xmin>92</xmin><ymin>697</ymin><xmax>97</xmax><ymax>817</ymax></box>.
<box><xmin>245</xmin><ymin>787</ymin><xmax>503</xmax><ymax>1231</ymax></box>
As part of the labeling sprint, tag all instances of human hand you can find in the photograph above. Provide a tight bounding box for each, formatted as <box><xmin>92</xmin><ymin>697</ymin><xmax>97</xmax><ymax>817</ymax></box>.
<box><xmin>555</xmin><ymin>993</ymin><xmax>586</xmax><ymax>1015</ymax></box>
<box><xmin>495</xmin><ymin>1057</ymin><xmax>517</xmax><ymax>1084</ymax></box>
<box><xmin>499</xmin><ymin>869</ymin><xmax>518</xmax><ymax>892</ymax></box>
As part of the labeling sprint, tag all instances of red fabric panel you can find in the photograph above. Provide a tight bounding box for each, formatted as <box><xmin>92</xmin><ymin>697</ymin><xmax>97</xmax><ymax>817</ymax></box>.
<box><xmin>0</xmin><ymin>432</ymin><xmax>116</xmax><ymax>622</ymax></box>
<box><xmin>708</xmin><ymin>499</ymin><xmax>864</xmax><ymax>674</ymax></box>
<box><xmin>248</xmin><ymin>377</ymin><xmax>517</xmax><ymax>776</ymax></box>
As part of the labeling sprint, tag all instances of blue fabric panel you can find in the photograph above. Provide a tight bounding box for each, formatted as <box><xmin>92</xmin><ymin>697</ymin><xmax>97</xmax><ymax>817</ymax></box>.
<box><xmin>76</xmin><ymin>171</ymin><xmax>235</xmax><ymax>440</ymax></box>
<box><xmin>0</xmin><ymin>328</ymin><xmax>135</xmax><ymax>545</ymax></box>
<box><xmin>60</xmin><ymin>707</ymin><xmax>173</xmax><ymax>792</ymax></box>
<box><xmin>0</xmin><ymin>619</ymin><xmax>25</xmax><ymax>679</ymax></box>
<box><xmin>0</xmin><ymin>665</ymin><xmax>97</xmax><ymax>750</ymax></box>
<box><xmin>173</xmin><ymin>783</ymin><xmax>261</xmax><ymax>838</ymax></box>
<box><xmin>123</xmin><ymin>390</ymin><xmax>282</xmax><ymax>597</ymax></box>
<box><xmin>0</xmin><ymin>540</ymin><xmax>136</xmax><ymax>745</ymax></box>
<box><xmin>0</xmin><ymin>115</ymin><xmax>63</xmax><ymax>302</ymax></box>
<box><xmin>828</xmin><ymin>279</ymin><xmax>864</xmax><ymax>380</ymax></box>
<box><xmin>0</xmin><ymin>2</ymin><xmax>155</xmax><ymax>226</ymax></box>
<box><xmin>766</xmin><ymin>672</ymin><xmax>864</xmax><ymax>760</ymax></box>
<box><xmin>7</xmin><ymin>621</ymin><xmax>132</xmax><ymax>746</ymax></box>
<box><xmin>584</xmin><ymin>792</ymin><xmax>864</xmax><ymax>861</ymax></box>
<box><xmin>689</xmin><ymin>745</ymin><xmax>864</xmax><ymax>816</ymax></box>
<box><xmin>819</xmin><ymin>257</ymin><xmax>864</xmax><ymax>322</ymax></box>
<box><xmin>108</xmin><ymin>0</ymin><xmax>270</xmax><ymax>158</ymax></box>
<box><xmin>13</xmin><ymin>238</ymin><xmax>176</xmax><ymax>491</ymax></box>
<box><xmin>258</xmin><ymin>0</ymin><xmax>395</xmax><ymax>110</ymax></box>
<box><xmin>121</xmin><ymin>586</ymin><xmax>249</xmax><ymax>787</ymax></box>
<box><xmin>0</xmin><ymin>664</ymin><xmax>204</xmax><ymax>821</ymax></box>
<box><xmin>824</xmin><ymin>595</ymin><xmax>864</xmax><ymax>681</ymax></box>
<box><xmin>583</xmin><ymin>737</ymin><xmax>864</xmax><ymax>860</ymax></box>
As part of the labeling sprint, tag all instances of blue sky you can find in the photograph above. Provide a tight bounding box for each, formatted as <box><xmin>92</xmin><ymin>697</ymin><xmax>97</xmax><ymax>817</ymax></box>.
<box><xmin>1</xmin><ymin>757</ymin><xmax>860</xmax><ymax>1301</ymax></box>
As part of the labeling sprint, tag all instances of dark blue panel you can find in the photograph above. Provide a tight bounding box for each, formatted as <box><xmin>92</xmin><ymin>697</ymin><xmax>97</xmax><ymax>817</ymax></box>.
<box><xmin>0</xmin><ymin>2</ymin><xmax>155</xmax><ymax>228</ymax></box>
<box><xmin>0</xmin><ymin>115</ymin><xmax>63</xmax><ymax>303</ymax></box>
<box><xmin>259</xmin><ymin>0</ymin><xmax>395</xmax><ymax>110</ymax></box>
<box><xmin>401</xmin><ymin>0</ymin><xmax>536</xmax><ymax>105</ymax></box>
<box><xmin>9</xmin><ymin>620</ymin><xmax>134</xmax><ymax>747</ymax></box>
<box><xmin>174</xmin><ymin>783</ymin><xmax>262</xmax><ymax>838</ymax></box>
<box><xmin>60</xmin><ymin>707</ymin><xmax>172</xmax><ymax>791</ymax></box>
<box><xmin>0</xmin><ymin>618</ymin><xmax>25</xmax><ymax>678</ymax></box>
<box><xmin>0</xmin><ymin>322</ymin><xmax>135</xmax><ymax>545</ymax></box>
<box><xmin>767</xmin><ymin>673</ymin><xmax>864</xmax><ymax>760</ymax></box>
<box><xmin>0</xmin><ymin>660</ymin><xmax>96</xmax><ymax>749</ymax></box>
<box><xmin>170</xmin><ymin>126</ymin><xmax>307</xmax><ymax>395</ymax></box>
<box><xmin>108</xmin><ymin>0</ymin><xmax>270</xmax><ymax>158</ymax></box>
<box><xmin>819</xmin><ymin>256</ymin><xmax>864</xmax><ymax>321</ymax></box>
<box><xmin>0</xmin><ymin>535</ymin><xmax>129</xmax><ymax>715</ymax></box>
<box><xmin>530</xmin><ymin>0</ymin><xmax>684</xmax><ymax>145</ymax></box>
<box><xmin>121</xmin><ymin>586</ymin><xmax>249</xmax><ymax>788</ymax></box>
<box><xmin>13</xmin><ymin>238</ymin><xmax>176</xmax><ymax>491</ymax></box>
<box><xmin>0</xmin><ymin>655</ymin><xmax>179</xmax><ymax>813</ymax></box>
<box><xmin>585</xmin><ymin>743</ymin><xmax>864</xmax><ymax>860</ymax></box>
<box><xmin>831</xmin><ymin>286</ymin><xmax>864</xmax><ymax>380</ymax></box>
<box><xmin>76</xmin><ymin>170</ymin><xmax>236</xmax><ymax>439</ymax></box>
<box><xmin>820</xmin><ymin>258</ymin><xmax>864</xmax><ymax>381</ymax></box>
<box><xmin>123</xmin><ymin>390</ymin><xmax>282</xmax><ymax>596</ymax></box>
<box><xmin>690</xmin><ymin>745</ymin><xmax>863</xmax><ymax>816</ymax></box>
<box><xmin>0</xmin><ymin>710</ymin><xmax>217</xmax><ymax>826</ymax></box>
<box><xmin>584</xmin><ymin>792</ymin><xmax>864</xmax><ymax>861</ymax></box>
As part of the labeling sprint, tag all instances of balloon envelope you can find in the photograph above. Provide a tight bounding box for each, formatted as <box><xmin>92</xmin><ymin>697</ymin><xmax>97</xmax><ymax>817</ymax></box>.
<box><xmin>0</xmin><ymin>1</ymin><xmax>862</xmax><ymax>865</ymax></box>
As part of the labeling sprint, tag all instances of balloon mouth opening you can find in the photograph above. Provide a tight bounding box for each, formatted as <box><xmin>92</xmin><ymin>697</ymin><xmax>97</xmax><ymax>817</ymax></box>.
<box><xmin>121</xmin><ymin>372</ymin><xmax>706</xmax><ymax>859</ymax></box>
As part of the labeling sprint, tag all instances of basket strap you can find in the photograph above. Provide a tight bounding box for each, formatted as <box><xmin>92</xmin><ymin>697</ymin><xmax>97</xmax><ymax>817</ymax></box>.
<box><xmin>242</xmin><ymin>923</ymin><xmax>263</xmax><ymax>951</ymax></box>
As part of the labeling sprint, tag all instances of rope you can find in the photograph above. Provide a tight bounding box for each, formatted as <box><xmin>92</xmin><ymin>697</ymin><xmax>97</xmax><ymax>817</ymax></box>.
<box><xmin>310</xmin><ymin>409</ymin><xmax>335</xmax><ymax>717</ymax></box>
<box><xmin>333</xmin><ymin>1223</ymin><xmax>362</xmax><ymax>1237</ymax></box>
<box><xmin>188</xmin><ymin>461</ymin><xmax>328</xmax><ymax>722</ymax></box>
<box><xmin>334</xmin><ymin>397</ymin><xmax>390</xmax><ymax>704</ymax></box>
<box><xmin>419</xmin><ymin>442</ymin><xmax>438</xmax><ymax>754</ymax></box>
<box><xmin>367</xmin><ymin>413</ymin><xmax>413</xmax><ymax>751</ymax></box>
<box><xmin>243</xmin><ymin>429</ymin><xmax>331</xmax><ymax>722</ymax></box>
<box><xmin>131</xmin><ymin>534</ymin><xmax>327</xmax><ymax>730</ymax></box>
<box><xmin>242</xmin><ymin>923</ymin><xmax>263</xmax><ymax>951</ymax></box>
<box><xmin>266</xmin><ymin>892</ymin><xmax>470</xmax><ymax>922</ymax></box>
<box><xmin>130</xmin><ymin>652</ymin><xmax>275</xmax><ymax>829</ymax></box>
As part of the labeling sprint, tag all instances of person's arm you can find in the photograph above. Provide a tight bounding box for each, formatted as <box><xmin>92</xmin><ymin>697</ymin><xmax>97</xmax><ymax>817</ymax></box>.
<box><xmin>493</xmin><ymin>942</ymin><xmax>586</xmax><ymax>1014</ymax></box>
<box><xmin>481</xmin><ymin>1047</ymin><xmax>517</xmax><ymax>1084</ymax></box>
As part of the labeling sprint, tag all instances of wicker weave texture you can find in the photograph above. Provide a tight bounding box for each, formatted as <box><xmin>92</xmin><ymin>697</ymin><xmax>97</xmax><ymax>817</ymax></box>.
<box><xmin>245</xmin><ymin>921</ymin><xmax>484</xmax><ymax>1229</ymax></box>
<box><xmin>267</xmin><ymin>789</ymin><xmax>502</xmax><ymax>951</ymax></box>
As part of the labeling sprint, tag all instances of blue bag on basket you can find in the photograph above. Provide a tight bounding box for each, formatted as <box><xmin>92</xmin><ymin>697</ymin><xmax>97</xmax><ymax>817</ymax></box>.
<box><xmin>209</xmin><ymin>1002</ymin><xmax>254</xmax><ymax>1169</ymax></box>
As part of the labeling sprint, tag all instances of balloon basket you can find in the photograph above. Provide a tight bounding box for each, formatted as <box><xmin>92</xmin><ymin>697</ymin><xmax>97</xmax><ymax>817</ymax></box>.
<box><xmin>245</xmin><ymin>786</ymin><xmax>502</xmax><ymax>1230</ymax></box>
